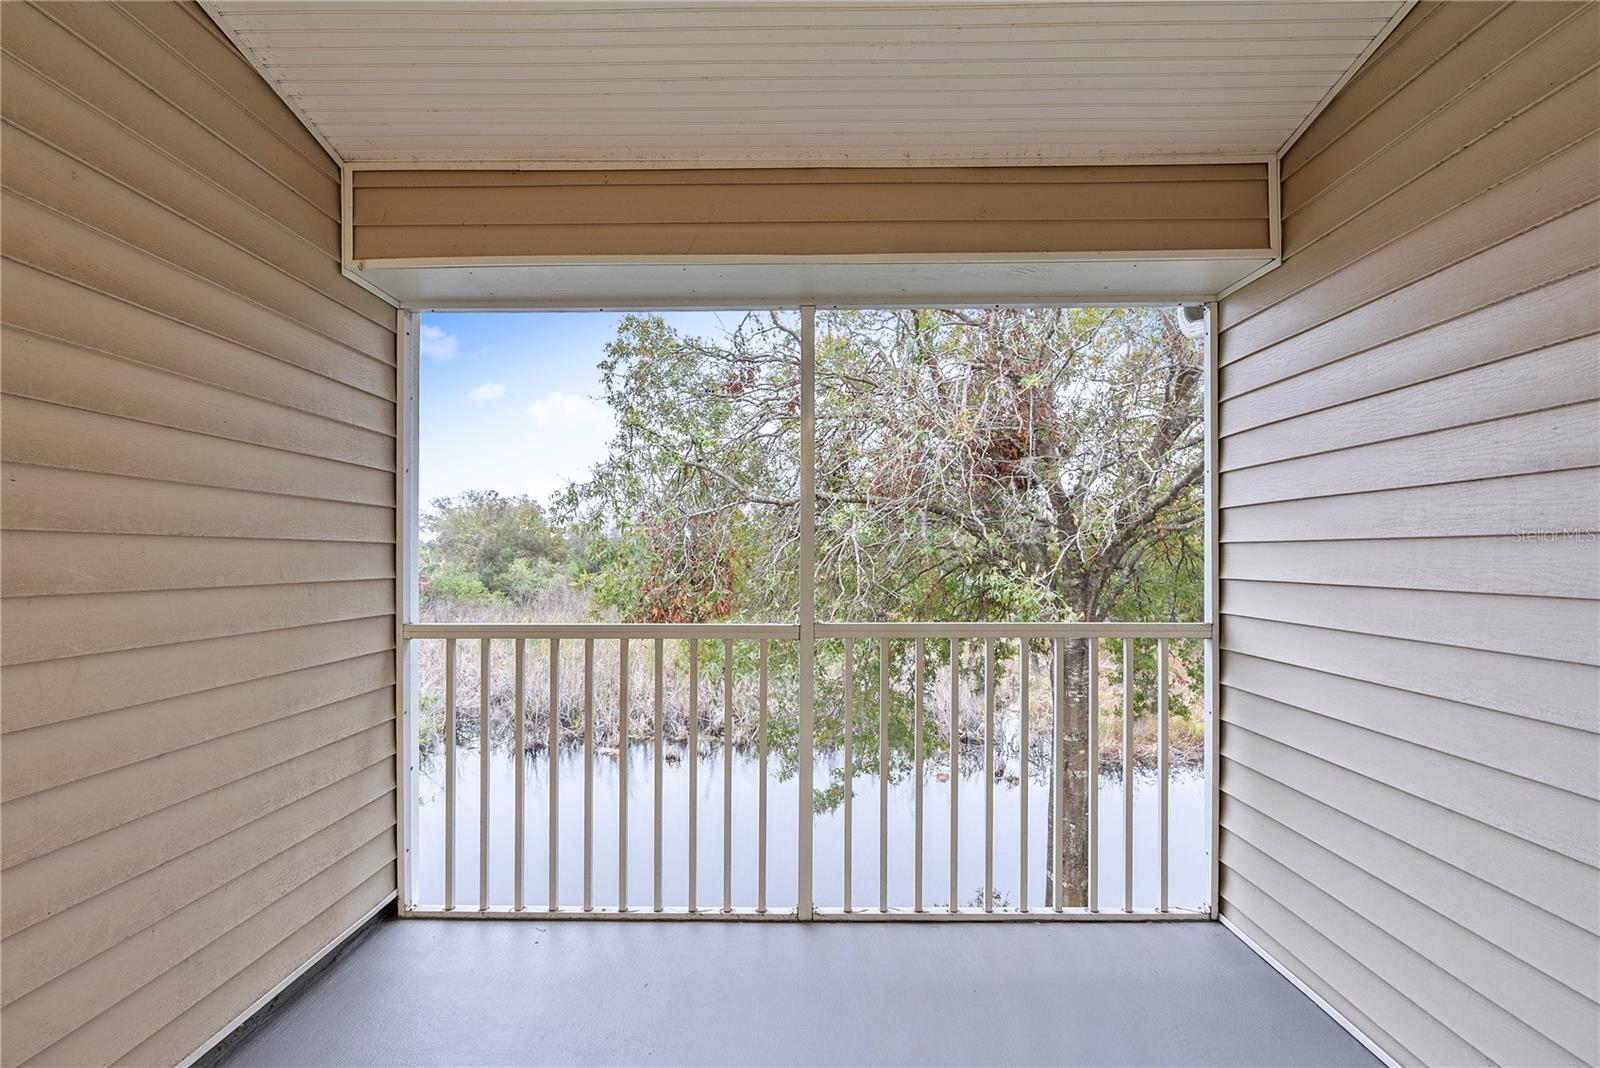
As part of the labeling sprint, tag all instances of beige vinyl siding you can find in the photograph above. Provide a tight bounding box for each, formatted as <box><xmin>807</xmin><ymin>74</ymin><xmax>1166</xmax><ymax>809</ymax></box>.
<box><xmin>1215</xmin><ymin>3</ymin><xmax>1600</xmax><ymax>1066</ymax></box>
<box><xmin>0</xmin><ymin>3</ymin><xmax>398</xmax><ymax>1066</ymax></box>
<box><xmin>349</xmin><ymin>163</ymin><xmax>1271</xmax><ymax>262</ymax></box>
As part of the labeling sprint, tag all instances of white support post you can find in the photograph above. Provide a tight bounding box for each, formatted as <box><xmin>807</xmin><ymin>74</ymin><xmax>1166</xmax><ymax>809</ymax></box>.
<box><xmin>797</xmin><ymin>305</ymin><xmax>816</xmax><ymax>920</ymax></box>
<box><xmin>1205</xmin><ymin>300</ymin><xmax>1222</xmax><ymax>920</ymax></box>
<box><xmin>395</xmin><ymin>309</ymin><xmax>420</xmax><ymax>914</ymax></box>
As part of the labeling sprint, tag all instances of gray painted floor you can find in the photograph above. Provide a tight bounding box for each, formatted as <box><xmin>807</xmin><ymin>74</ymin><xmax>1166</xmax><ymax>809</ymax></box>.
<box><xmin>222</xmin><ymin>919</ymin><xmax>1376</xmax><ymax>1067</ymax></box>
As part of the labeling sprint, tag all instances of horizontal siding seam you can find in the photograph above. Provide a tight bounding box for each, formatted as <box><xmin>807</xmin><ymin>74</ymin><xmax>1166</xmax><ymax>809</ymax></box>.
<box><xmin>1216</xmin><ymin>805</ymin><xmax>1593</xmax><ymax>1036</ymax></box>
<box><xmin>0</xmin><ymin>250</ymin><xmax>397</xmax><ymax>407</ymax></box>
<box><xmin>1220</xmin><ymin>904</ymin><xmax>1421</xmax><ymax>1068</ymax></box>
<box><xmin>0</xmin><ymin>287</ymin><xmax>396</xmax><ymax>436</ymax></box>
<box><xmin>1217</xmin><ymin>325</ymin><xmax>1599</xmax><ymax>438</ymax></box>
<box><xmin>1283</xmin><ymin>46</ymin><xmax>1600</xmax><ymax>243</ymax></box>
<box><xmin>1219</xmin><ymin>600</ymin><xmax>1600</xmax><ymax>669</ymax></box>
<box><xmin>0</xmin><ymin>381</ymin><xmax>397</xmax><ymax>478</ymax></box>
<box><xmin>1231</xmin><ymin>125</ymin><xmax>1600</xmax><ymax>332</ymax></box>
<box><xmin>1222</xmin><ymin>790</ymin><xmax>1600</xmax><ymax>1012</ymax></box>
<box><xmin>0</xmin><ymin>611</ymin><xmax>393</xmax><ymax>694</ymax></box>
<box><xmin>0</xmin><ymin>443</ymin><xmax>396</xmax><ymax>510</ymax></box>
<box><xmin>0</xmin><ymin>321</ymin><xmax>397</xmax><ymax>446</ymax></box>
<box><xmin>0</xmin><ymin>652</ymin><xmax>396</xmax><ymax>800</ymax></box>
<box><xmin>1220</xmin><ymin>528</ymin><xmax>1600</xmax><ymax>546</ymax></box>
<box><xmin>30</xmin><ymin>2</ymin><xmax>341</xmax><ymax>228</ymax></box>
<box><xmin>0</xmin><ymin>579</ymin><xmax>396</xmax><ymax>667</ymax></box>
<box><xmin>0</xmin><ymin>183</ymin><xmax>395</xmax><ymax>369</ymax></box>
<box><xmin>1279</xmin><ymin>0</ymin><xmax>1499</xmax><ymax>183</ymax></box>
<box><xmin>0</xmin><ymin>45</ymin><xmax>343</xmax><ymax>273</ymax></box>
<box><xmin>1282</xmin><ymin>4</ymin><xmax>1588</xmax><ymax>216</ymax></box>
<box><xmin>1218</xmin><ymin>560</ymin><xmax>1600</xmax><ymax>601</ymax></box>
<box><xmin>0</xmin><ymin>116</ymin><xmax>384</xmax><ymax>330</ymax></box>
<box><xmin>1222</xmin><ymin>459</ymin><xmax>1600</xmax><ymax>513</ymax></box>
<box><xmin>1222</xmin><ymin>717</ymin><xmax>1600</xmax><ymax>874</ymax></box>
<box><xmin>1220</xmin><ymin>829</ymin><xmax>1576</xmax><ymax>1065</ymax></box>
<box><xmin>0</xmin><ymin>570</ymin><xmax>399</xmax><ymax>603</ymax></box>
<box><xmin>1219</xmin><ymin>395</ymin><xmax>1600</xmax><ymax>475</ymax></box>
<box><xmin>1218</xmin><ymin>865</ymin><xmax>1478</xmax><ymax>1067</ymax></box>
<box><xmin>114</xmin><ymin>1</ymin><xmax>340</xmax><ymax>185</ymax></box>
<box><xmin>1217</xmin><ymin>643</ymin><xmax>1599</xmax><ymax>736</ymax></box>
<box><xmin>0</xmin><ymin>716</ymin><xmax>397</xmax><ymax>876</ymax></box>
<box><xmin>1221</xmin><ymin>195</ymin><xmax>1600</xmax><ymax>368</ymax></box>
<box><xmin>1216</xmin><ymin>618</ymin><xmax>1600</xmax><ymax>730</ymax></box>
<box><xmin>1220</xmin><ymin>674</ymin><xmax>1600</xmax><ymax>801</ymax></box>
<box><xmin>0</xmin><ymin>772</ymin><xmax>395</xmax><ymax>1007</ymax></box>
<box><xmin>0</xmin><ymin>750</ymin><xmax>396</xmax><ymax>943</ymax></box>
<box><xmin>29</xmin><ymin>830</ymin><xmax>397</xmax><ymax>1068</ymax></box>
<box><xmin>1219</xmin><ymin>752</ymin><xmax>1597</xmax><ymax>947</ymax></box>
<box><xmin>1219</xmin><ymin>261</ymin><xmax>1600</xmax><ymax>402</ymax></box>
<box><xmin>0</xmin><ymin>791</ymin><xmax>393</xmax><ymax>1009</ymax></box>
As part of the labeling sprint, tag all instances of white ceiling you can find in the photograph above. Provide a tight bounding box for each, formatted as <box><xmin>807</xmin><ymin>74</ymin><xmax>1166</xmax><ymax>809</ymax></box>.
<box><xmin>204</xmin><ymin>1</ymin><xmax>1409</xmax><ymax>166</ymax></box>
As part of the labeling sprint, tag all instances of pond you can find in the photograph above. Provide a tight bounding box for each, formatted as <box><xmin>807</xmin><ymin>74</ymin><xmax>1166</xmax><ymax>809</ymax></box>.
<box><xmin>414</xmin><ymin>743</ymin><xmax>1209</xmax><ymax>912</ymax></box>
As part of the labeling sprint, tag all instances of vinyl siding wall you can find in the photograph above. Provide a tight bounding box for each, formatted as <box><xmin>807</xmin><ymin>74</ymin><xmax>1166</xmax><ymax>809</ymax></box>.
<box><xmin>1215</xmin><ymin>3</ymin><xmax>1600</xmax><ymax>1065</ymax></box>
<box><xmin>0</xmin><ymin>3</ymin><xmax>398</xmax><ymax>1065</ymax></box>
<box><xmin>349</xmin><ymin>162</ymin><xmax>1271</xmax><ymax>262</ymax></box>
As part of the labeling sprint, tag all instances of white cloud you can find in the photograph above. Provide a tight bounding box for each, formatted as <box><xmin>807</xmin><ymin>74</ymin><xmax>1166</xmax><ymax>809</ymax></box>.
<box><xmin>467</xmin><ymin>382</ymin><xmax>506</xmax><ymax>402</ymax></box>
<box><xmin>420</xmin><ymin>323</ymin><xmax>458</xmax><ymax>361</ymax></box>
<box><xmin>527</xmin><ymin>390</ymin><xmax>604</xmax><ymax>428</ymax></box>
<box><xmin>522</xmin><ymin>391</ymin><xmax>616</xmax><ymax>500</ymax></box>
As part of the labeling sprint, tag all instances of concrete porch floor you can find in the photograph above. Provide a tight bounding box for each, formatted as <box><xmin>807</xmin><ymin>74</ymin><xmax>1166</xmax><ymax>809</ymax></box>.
<box><xmin>219</xmin><ymin>919</ymin><xmax>1376</xmax><ymax>1066</ymax></box>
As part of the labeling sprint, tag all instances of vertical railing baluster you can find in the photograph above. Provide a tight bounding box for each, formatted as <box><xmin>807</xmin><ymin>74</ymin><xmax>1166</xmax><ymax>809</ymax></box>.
<box><xmin>1087</xmin><ymin>637</ymin><xmax>1099</xmax><ymax>914</ymax></box>
<box><xmin>444</xmin><ymin>637</ymin><xmax>456</xmax><ymax>911</ymax></box>
<box><xmin>878</xmin><ymin>636</ymin><xmax>889</xmax><ymax>913</ymax></box>
<box><xmin>619</xmin><ymin>639</ymin><xmax>629</xmax><ymax>912</ymax></box>
<box><xmin>583</xmin><ymin>637</ymin><xmax>594</xmax><ymax>912</ymax></box>
<box><xmin>1157</xmin><ymin>637</ymin><xmax>1169</xmax><ymax>914</ymax></box>
<box><xmin>983</xmin><ymin>638</ymin><xmax>994</xmax><ymax>913</ymax></box>
<box><xmin>688</xmin><ymin>638</ymin><xmax>699</xmax><ymax>913</ymax></box>
<box><xmin>949</xmin><ymin>638</ymin><xmax>959</xmax><ymax>914</ymax></box>
<box><xmin>723</xmin><ymin>639</ymin><xmax>734</xmax><ymax>914</ymax></box>
<box><xmin>1019</xmin><ymin>638</ymin><xmax>1029</xmax><ymax>913</ymax></box>
<box><xmin>514</xmin><ymin>639</ymin><xmax>525</xmax><ymax>911</ymax></box>
<box><xmin>758</xmin><ymin>639</ymin><xmax>769</xmax><ymax>913</ymax></box>
<box><xmin>480</xmin><ymin>639</ymin><xmax>490</xmax><ymax>912</ymax></box>
<box><xmin>653</xmin><ymin>638</ymin><xmax>664</xmax><ymax>913</ymax></box>
<box><xmin>913</xmin><ymin>638</ymin><xmax>925</xmax><ymax>913</ymax></box>
<box><xmin>548</xmin><ymin>639</ymin><xmax>559</xmax><ymax>911</ymax></box>
<box><xmin>1123</xmin><ymin>639</ymin><xmax>1134</xmax><ymax>914</ymax></box>
<box><xmin>843</xmin><ymin>639</ymin><xmax>854</xmax><ymax>912</ymax></box>
<box><xmin>1053</xmin><ymin>638</ymin><xmax>1064</xmax><ymax>914</ymax></box>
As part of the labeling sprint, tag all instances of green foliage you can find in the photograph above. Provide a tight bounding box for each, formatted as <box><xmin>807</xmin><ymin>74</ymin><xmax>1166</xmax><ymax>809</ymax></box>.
<box><xmin>420</xmin><ymin>490</ymin><xmax>570</xmax><ymax>608</ymax></box>
<box><xmin>422</xmin><ymin>308</ymin><xmax>1206</xmax><ymax>801</ymax></box>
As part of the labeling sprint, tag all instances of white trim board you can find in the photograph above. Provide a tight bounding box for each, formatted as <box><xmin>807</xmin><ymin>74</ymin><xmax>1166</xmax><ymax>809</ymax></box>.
<box><xmin>1220</xmin><ymin>914</ymin><xmax>1402</xmax><ymax>1068</ymax></box>
<box><xmin>177</xmin><ymin>892</ymin><xmax>398</xmax><ymax>1068</ymax></box>
<box><xmin>1275</xmin><ymin>0</ymin><xmax>1420</xmax><ymax>158</ymax></box>
<box><xmin>353</xmin><ymin>257</ymin><xmax>1274</xmax><ymax>310</ymax></box>
<box><xmin>197</xmin><ymin>0</ymin><xmax>345</xmax><ymax>168</ymax></box>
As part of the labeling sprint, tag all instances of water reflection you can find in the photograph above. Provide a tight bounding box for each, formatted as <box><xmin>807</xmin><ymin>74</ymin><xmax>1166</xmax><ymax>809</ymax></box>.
<box><xmin>415</xmin><ymin>744</ymin><xmax>1207</xmax><ymax>911</ymax></box>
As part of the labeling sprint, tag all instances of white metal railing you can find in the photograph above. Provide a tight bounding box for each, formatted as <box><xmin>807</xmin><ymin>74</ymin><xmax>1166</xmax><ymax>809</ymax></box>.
<box><xmin>400</xmin><ymin>621</ymin><xmax>1211</xmax><ymax>920</ymax></box>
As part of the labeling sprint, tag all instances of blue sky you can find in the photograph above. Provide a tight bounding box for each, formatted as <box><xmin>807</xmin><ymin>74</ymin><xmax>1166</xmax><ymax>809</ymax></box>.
<box><xmin>418</xmin><ymin>311</ymin><xmax>735</xmax><ymax>509</ymax></box>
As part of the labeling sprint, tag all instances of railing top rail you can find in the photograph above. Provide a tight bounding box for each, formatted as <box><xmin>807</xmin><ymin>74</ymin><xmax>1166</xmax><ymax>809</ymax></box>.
<box><xmin>404</xmin><ymin>621</ymin><xmax>1209</xmax><ymax>639</ymax></box>
<box><xmin>816</xmin><ymin>621</ymin><xmax>1211</xmax><ymax>638</ymax></box>
<box><xmin>404</xmin><ymin>622</ymin><xmax>800</xmax><ymax>639</ymax></box>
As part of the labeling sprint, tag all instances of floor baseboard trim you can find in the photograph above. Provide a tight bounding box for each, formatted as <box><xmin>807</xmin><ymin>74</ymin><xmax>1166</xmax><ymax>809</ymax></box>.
<box><xmin>181</xmin><ymin>891</ymin><xmax>398</xmax><ymax>1068</ymax></box>
<box><xmin>1219</xmin><ymin>913</ymin><xmax>1400</xmax><ymax>1068</ymax></box>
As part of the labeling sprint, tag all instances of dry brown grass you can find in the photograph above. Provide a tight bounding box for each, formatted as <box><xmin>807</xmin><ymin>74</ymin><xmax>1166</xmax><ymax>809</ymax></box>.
<box><xmin>416</xmin><ymin>590</ymin><xmax>1206</xmax><ymax>772</ymax></box>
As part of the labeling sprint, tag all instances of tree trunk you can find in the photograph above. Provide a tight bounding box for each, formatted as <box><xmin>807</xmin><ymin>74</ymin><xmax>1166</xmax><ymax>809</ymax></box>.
<box><xmin>1045</xmin><ymin>637</ymin><xmax>1091</xmax><ymax>907</ymax></box>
